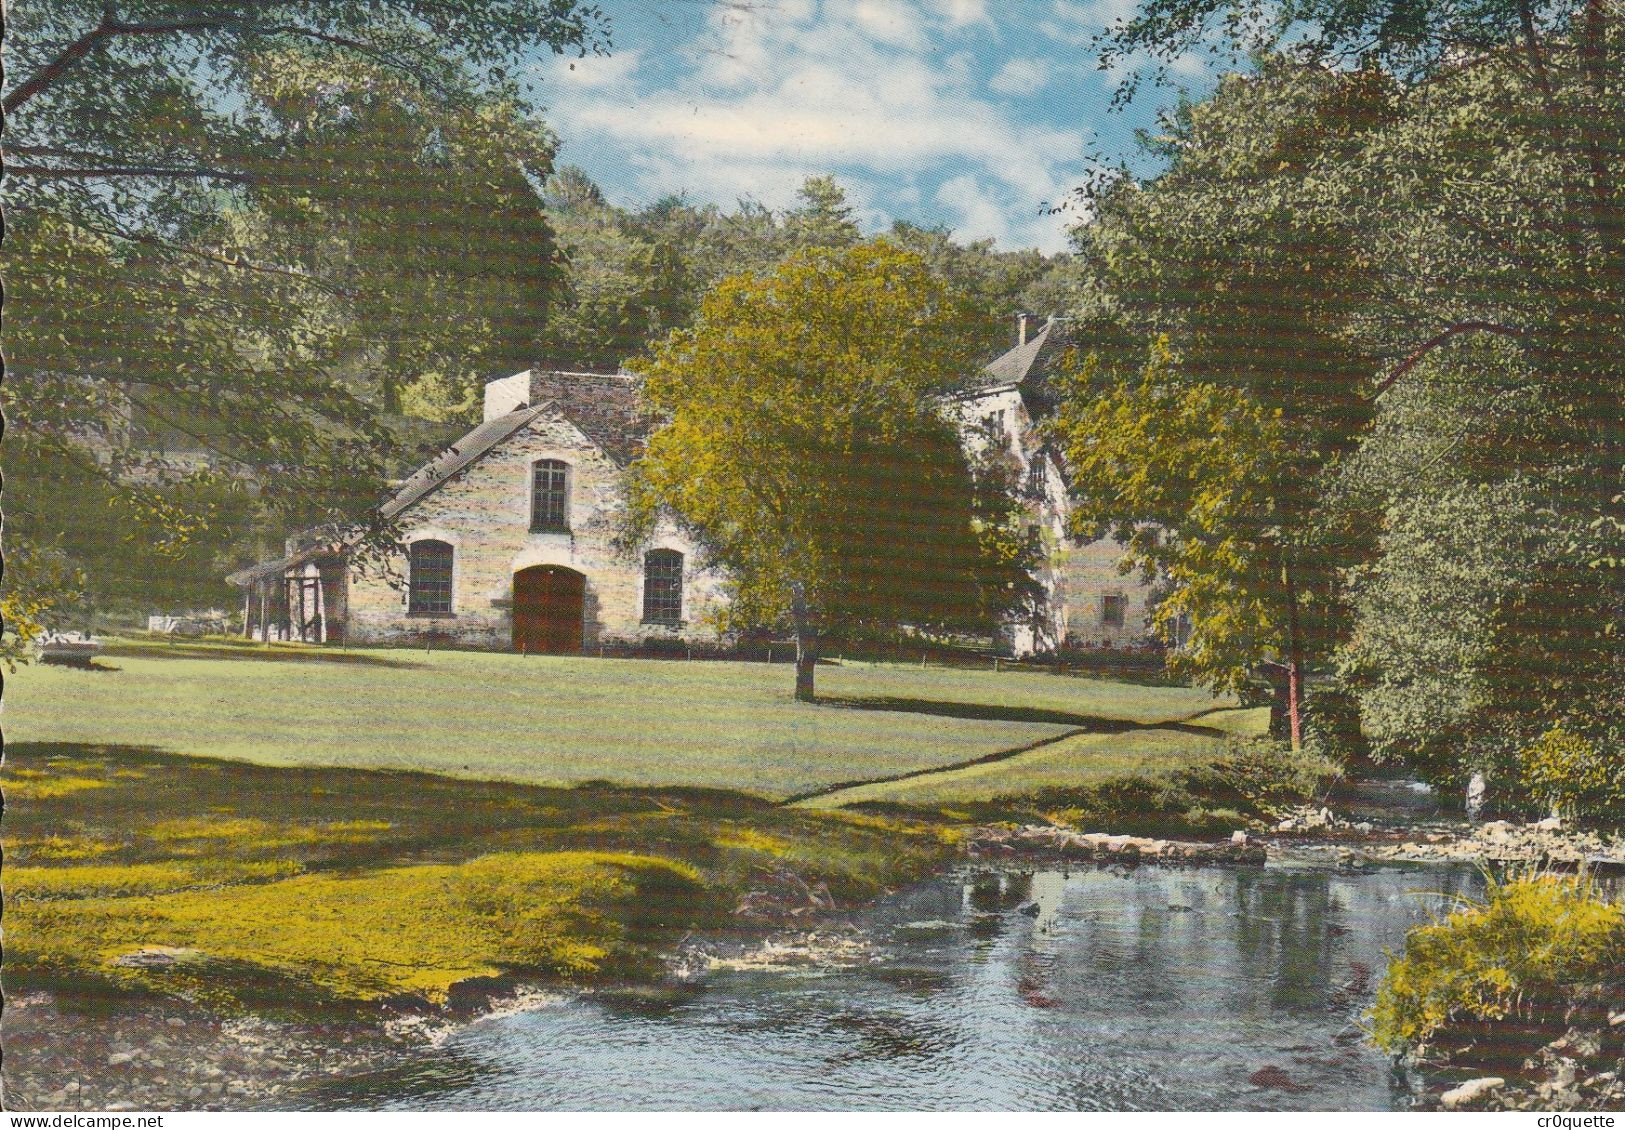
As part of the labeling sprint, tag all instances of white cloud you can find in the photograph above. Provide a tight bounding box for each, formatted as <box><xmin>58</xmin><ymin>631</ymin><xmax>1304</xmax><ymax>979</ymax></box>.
<box><xmin>934</xmin><ymin>173</ymin><xmax>1075</xmax><ymax>251</ymax></box>
<box><xmin>989</xmin><ymin>58</ymin><xmax>1051</xmax><ymax>95</ymax></box>
<box><xmin>934</xmin><ymin>174</ymin><xmax>1015</xmax><ymax>243</ymax></box>
<box><xmin>543</xmin><ymin>48</ymin><xmax>643</xmax><ymax>91</ymax></box>
<box><xmin>935</xmin><ymin>0</ymin><xmax>995</xmax><ymax>29</ymax></box>
<box><xmin>537</xmin><ymin>0</ymin><xmax>1094</xmax><ymax>251</ymax></box>
<box><xmin>838</xmin><ymin>0</ymin><xmax>932</xmax><ymax>50</ymax></box>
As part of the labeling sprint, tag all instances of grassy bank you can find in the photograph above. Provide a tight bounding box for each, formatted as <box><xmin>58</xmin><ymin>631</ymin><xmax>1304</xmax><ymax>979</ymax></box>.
<box><xmin>4</xmin><ymin>741</ymin><xmax>960</xmax><ymax>1012</ymax></box>
<box><xmin>796</xmin><ymin>707</ymin><xmax>1268</xmax><ymax>810</ymax></box>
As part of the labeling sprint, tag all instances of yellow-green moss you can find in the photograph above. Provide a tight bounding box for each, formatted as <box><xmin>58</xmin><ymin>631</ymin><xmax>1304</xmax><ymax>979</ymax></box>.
<box><xmin>715</xmin><ymin>827</ymin><xmax>795</xmax><ymax>856</ymax></box>
<box><xmin>147</xmin><ymin>816</ymin><xmax>392</xmax><ymax>848</ymax></box>
<box><xmin>4</xmin><ymin>770</ymin><xmax>112</xmax><ymax>800</ymax></box>
<box><xmin>15</xmin><ymin>835</ymin><xmax>122</xmax><ymax>861</ymax></box>
<box><xmin>8</xmin><ymin>859</ymin><xmax>303</xmax><ymax>900</ymax></box>
<box><xmin>3</xmin><ymin>742</ymin><xmax>959</xmax><ymax>1012</ymax></box>
<box><xmin>12</xmin><ymin>851</ymin><xmax>703</xmax><ymax>1004</ymax></box>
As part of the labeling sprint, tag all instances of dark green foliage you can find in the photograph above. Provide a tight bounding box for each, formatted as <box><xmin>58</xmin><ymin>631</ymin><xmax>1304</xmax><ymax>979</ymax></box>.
<box><xmin>1520</xmin><ymin>725</ymin><xmax>1625</xmax><ymax>822</ymax></box>
<box><xmin>1055</xmin><ymin>0</ymin><xmax>1624</xmax><ymax>794</ymax></box>
<box><xmin>1302</xmin><ymin>686</ymin><xmax>1367</xmax><ymax>763</ymax></box>
<box><xmin>3</xmin><ymin>2</ymin><xmax>605</xmax><ymax>639</ymax></box>
<box><xmin>535</xmin><ymin>169</ymin><xmax>1066</xmax><ymax>377</ymax></box>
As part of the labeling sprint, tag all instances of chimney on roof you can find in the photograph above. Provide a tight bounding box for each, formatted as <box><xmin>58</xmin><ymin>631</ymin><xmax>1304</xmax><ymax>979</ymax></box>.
<box><xmin>1017</xmin><ymin>312</ymin><xmax>1043</xmax><ymax>346</ymax></box>
<box><xmin>482</xmin><ymin>367</ymin><xmax>534</xmax><ymax>423</ymax></box>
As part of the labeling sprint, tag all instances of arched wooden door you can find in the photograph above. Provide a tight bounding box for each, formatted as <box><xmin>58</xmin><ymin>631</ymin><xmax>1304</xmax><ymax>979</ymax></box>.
<box><xmin>512</xmin><ymin>566</ymin><xmax>585</xmax><ymax>654</ymax></box>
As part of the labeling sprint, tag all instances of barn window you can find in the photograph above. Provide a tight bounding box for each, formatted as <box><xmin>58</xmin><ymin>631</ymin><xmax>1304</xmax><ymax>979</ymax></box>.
<box><xmin>643</xmin><ymin>549</ymin><xmax>683</xmax><ymax>624</ymax></box>
<box><xmin>531</xmin><ymin>459</ymin><xmax>569</xmax><ymax>531</ymax></box>
<box><xmin>408</xmin><ymin>540</ymin><xmax>454</xmax><ymax>614</ymax></box>
<box><xmin>1101</xmin><ymin>593</ymin><xmax>1126</xmax><ymax>628</ymax></box>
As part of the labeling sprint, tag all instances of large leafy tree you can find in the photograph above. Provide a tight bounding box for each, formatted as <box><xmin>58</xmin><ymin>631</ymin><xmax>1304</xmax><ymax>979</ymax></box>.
<box><xmin>2</xmin><ymin>2</ymin><xmax>607</xmax><ymax>648</ymax></box>
<box><xmin>629</xmin><ymin>241</ymin><xmax>1031</xmax><ymax>701</ymax></box>
<box><xmin>1307</xmin><ymin>15</ymin><xmax>1624</xmax><ymax>782</ymax></box>
<box><xmin>536</xmin><ymin>169</ymin><xmax>696</xmax><ymax>374</ymax></box>
<box><xmin>884</xmin><ymin>221</ymin><xmax>1067</xmax><ymax>362</ymax></box>
<box><xmin>1061</xmin><ymin>0</ymin><xmax>1623</xmax><ymax>770</ymax></box>
<box><xmin>1054</xmin><ymin>61</ymin><xmax>1399</xmax><ymax>744</ymax></box>
<box><xmin>1092</xmin><ymin>0</ymin><xmax>1621</xmax><ymax>513</ymax></box>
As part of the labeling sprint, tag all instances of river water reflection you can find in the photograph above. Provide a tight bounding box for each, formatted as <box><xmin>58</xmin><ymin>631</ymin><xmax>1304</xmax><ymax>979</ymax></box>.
<box><xmin>319</xmin><ymin>862</ymin><xmax>1483</xmax><ymax>1111</ymax></box>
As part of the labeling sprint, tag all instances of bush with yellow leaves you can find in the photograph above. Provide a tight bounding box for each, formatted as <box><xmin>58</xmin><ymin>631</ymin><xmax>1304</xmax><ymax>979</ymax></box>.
<box><xmin>1371</xmin><ymin>873</ymin><xmax>1623</xmax><ymax>1054</ymax></box>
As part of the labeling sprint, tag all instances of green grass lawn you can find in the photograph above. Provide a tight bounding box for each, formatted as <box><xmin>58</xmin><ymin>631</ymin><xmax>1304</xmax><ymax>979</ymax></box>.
<box><xmin>5</xmin><ymin>639</ymin><xmax>1230</xmax><ymax>799</ymax></box>
<box><xmin>3</xmin><ymin>642</ymin><xmax>1289</xmax><ymax>1015</ymax></box>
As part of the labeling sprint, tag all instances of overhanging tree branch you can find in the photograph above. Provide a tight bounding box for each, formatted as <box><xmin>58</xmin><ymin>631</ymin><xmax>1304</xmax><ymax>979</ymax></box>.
<box><xmin>3</xmin><ymin>7</ymin><xmax>121</xmax><ymax>116</ymax></box>
<box><xmin>3</xmin><ymin>9</ymin><xmax>244</xmax><ymax>115</ymax></box>
<box><xmin>81</xmin><ymin>218</ymin><xmax>356</xmax><ymax>297</ymax></box>
<box><xmin>5</xmin><ymin>164</ymin><xmax>254</xmax><ymax>183</ymax></box>
<box><xmin>4</xmin><ymin>10</ymin><xmax>447</xmax><ymax>116</ymax></box>
<box><xmin>1373</xmin><ymin>321</ymin><xmax>1527</xmax><ymax>396</ymax></box>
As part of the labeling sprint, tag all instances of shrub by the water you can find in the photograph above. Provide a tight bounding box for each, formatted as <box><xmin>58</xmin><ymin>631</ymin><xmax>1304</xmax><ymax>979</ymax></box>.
<box><xmin>1031</xmin><ymin>737</ymin><xmax>1340</xmax><ymax>836</ymax></box>
<box><xmin>1370</xmin><ymin>874</ymin><xmax>1624</xmax><ymax>1054</ymax></box>
<box><xmin>1520</xmin><ymin>725</ymin><xmax>1622</xmax><ymax>822</ymax></box>
<box><xmin>1302</xmin><ymin>686</ymin><xmax>1368</xmax><ymax>763</ymax></box>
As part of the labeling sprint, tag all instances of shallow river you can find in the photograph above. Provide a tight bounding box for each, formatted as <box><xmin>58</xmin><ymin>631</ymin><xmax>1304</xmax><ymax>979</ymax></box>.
<box><xmin>318</xmin><ymin>861</ymin><xmax>1482</xmax><ymax>1111</ymax></box>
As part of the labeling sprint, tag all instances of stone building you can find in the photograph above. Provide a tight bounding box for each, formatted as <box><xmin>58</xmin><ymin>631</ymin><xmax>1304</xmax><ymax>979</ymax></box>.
<box><xmin>950</xmin><ymin>315</ymin><xmax>1157</xmax><ymax>655</ymax></box>
<box><xmin>230</xmin><ymin>319</ymin><xmax>1156</xmax><ymax>655</ymax></box>
<box><xmin>229</xmin><ymin>370</ymin><xmax>726</xmax><ymax>652</ymax></box>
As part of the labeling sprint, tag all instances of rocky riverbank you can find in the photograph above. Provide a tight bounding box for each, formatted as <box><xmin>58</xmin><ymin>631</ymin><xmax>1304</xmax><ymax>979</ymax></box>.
<box><xmin>0</xmin><ymin>990</ymin><xmax>399</xmax><ymax>1112</ymax></box>
<box><xmin>1405</xmin><ymin>1019</ymin><xmax>1625</xmax><ymax>1112</ymax></box>
<box><xmin>1267</xmin><ymin>803</ymin><xmax>1625</xmax><ymax>871</ymax></box>
<box><xmin>966</xmin><ymin>822</ymin><xmax>1268</xmax><ymax>864</ymax></box>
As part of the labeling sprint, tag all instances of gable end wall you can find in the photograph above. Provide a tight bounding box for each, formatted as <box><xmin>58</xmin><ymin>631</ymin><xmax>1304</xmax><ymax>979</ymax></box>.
<box><xmin>345</xmin><ymin>412</ymin><xmax>725</xmax><ymax>649</ymax></box>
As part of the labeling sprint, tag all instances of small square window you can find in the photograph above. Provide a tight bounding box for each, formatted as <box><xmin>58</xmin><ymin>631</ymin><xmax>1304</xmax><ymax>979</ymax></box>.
<box><xmin>1101</xmin><ymin>593</ymin><xmax>1126</xmax><ymax>628</ymax></box>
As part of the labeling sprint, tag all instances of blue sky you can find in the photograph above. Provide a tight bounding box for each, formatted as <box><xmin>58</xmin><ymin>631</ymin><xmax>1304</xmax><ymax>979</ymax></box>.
<box><xmin>523</xmin><ymin>0</ymin><xmax>1221</xmax><ymax>253</ymax></box>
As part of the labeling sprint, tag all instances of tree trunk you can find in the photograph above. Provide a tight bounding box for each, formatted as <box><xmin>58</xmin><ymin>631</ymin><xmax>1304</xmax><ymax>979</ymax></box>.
<box><xmin>1281</xmin><ymin>557</ymin><xmax>1305</xmax><ymax>753</ymax></box>
<box><xmin>791</xmin><ymin>580</ymin><xmax>817</xmax><ymax>702</ymax></box>
<box><xmin>1581</xmin><ymin>0</ymin><xmax>1625</xmax><ymax>500</ymax></box>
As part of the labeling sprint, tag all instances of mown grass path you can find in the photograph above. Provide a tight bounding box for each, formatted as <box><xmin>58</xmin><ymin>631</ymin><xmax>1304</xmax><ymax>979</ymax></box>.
<box><xmin>792</xmin><ymin>705</ymin><xmax>1269</xmax><ymax>809</ymax></box>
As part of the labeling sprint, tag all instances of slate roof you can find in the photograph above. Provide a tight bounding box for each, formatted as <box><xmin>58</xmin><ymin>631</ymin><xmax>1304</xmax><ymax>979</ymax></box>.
<box><xmin>958</xmin><ymin>319</ymin><xmax>1071</xmax><ymax>403</ymax></box>
<box><xmin>375</xmin><ymin>371</ymin><xmax>652</xmax><ymax>524</ymax></box>
<box><xmin>226</xmin><ymin>549</ymin><xmax>318</xmax><ymax>586</ymax></box>
<box><xmin>379</xmin><ymin>403</ymin><xmax>555</xmax><ymax>522</ymax></box>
